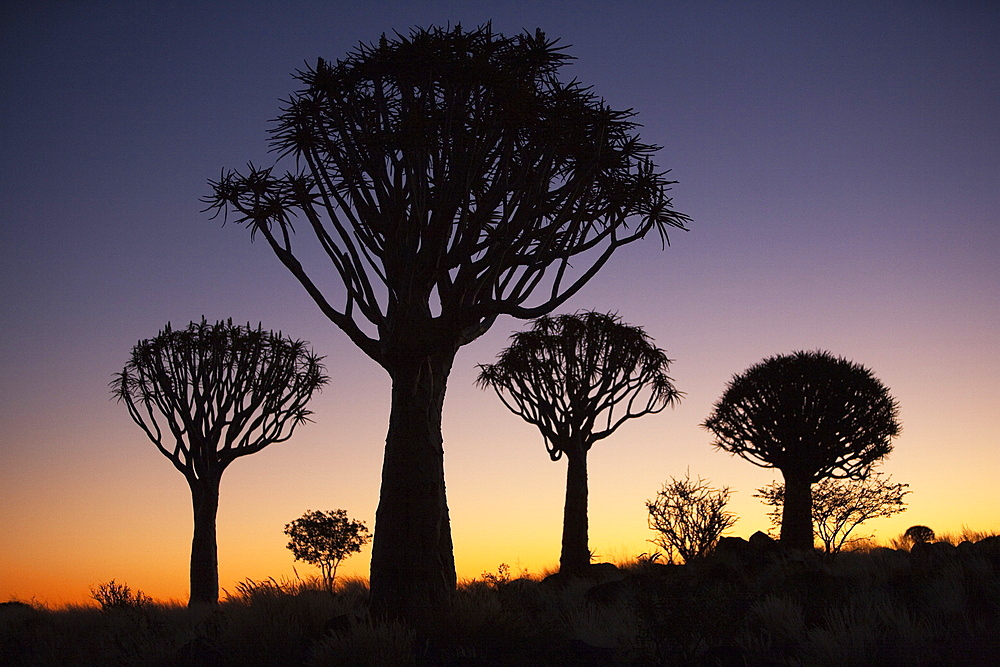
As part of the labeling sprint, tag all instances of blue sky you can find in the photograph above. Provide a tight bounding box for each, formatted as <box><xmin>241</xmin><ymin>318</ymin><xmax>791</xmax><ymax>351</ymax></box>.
<box><xmin>1</xmin><ymin>1</ymin><xmax>997</xmax><ymax>605</ymax></box>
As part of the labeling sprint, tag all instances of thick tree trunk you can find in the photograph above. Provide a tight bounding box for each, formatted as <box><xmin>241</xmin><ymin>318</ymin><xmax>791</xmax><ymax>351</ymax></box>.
<box><xmin>780</xmin><ymin>471</ymin><xmax>814</xmax><ymax>551</ymax></box>
<box><xmin>188</xmin><ymin>475</ymin><xmax>221</xmax><ymax>606</ymax></box>
<box><xmin>369</xmin><ymin>350</ymin><xmax>457</xmax><ymax>624</ymax></box>
<box><xmin>560</xmin><ymin>445</ymin><xmax>591</xmax><ymax>575</ymax></box>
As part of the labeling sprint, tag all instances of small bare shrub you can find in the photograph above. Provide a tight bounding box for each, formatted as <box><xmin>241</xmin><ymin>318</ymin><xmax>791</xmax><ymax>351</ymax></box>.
<box><xmin>89</xmin><ymin>580</ymin><xmax>152</xmax><ymax>612</ymax></box>
<box><xmin>755</xmin><ymin>471</ymin><xmax>909</xmax><ymax>554</ymax></box>
<box><xmin>646</xmin><ymin>471</ymin><xmax>737</xmax><ymax>563</ymax></box>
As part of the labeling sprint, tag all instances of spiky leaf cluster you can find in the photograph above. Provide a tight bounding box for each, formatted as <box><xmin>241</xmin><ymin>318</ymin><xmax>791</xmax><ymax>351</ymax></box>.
<box><xmin>703</xmin><ymin>350</ymin><xmax>900</xmax><ymax>481</ymax></box>
<box><xmin>477</xmin><ymin>311</ymin><xmax>681</xmax><ymax>458</ymax></box>
<box><xmin>112</xmin><ymin>318</ymin><xmax>327</xmax><ymax>481</ymax></box>
<box><xmin>204</xmin><ymin>24</ymin><xmax>689</xmax><ymax>363</ymax></box>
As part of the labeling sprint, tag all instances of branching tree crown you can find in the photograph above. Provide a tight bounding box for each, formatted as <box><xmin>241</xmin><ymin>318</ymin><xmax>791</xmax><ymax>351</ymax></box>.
<box><xmin>755</xmin><ymin>471</ymin><xmax>909</xmax><ymax>554</ymax></box>
<box><xmin>202</xmin><ymin>23</ymin><xmax>689</xmax><ymax>619</ymax></box>
<box><xmin>112</xmin><ymin>318</ymin><xmax>327</xmax><ymax>605</ymax></box>
<box><xmin>113</xmin><ymin>319</ymin><xmax>327</xmax><ymax>480</ymax></box>
<box><xmin>477</xmin><ymin>311</ymin><xmax>682</xmax><ymax>459</ymax></box>
<box><xmin>204</xmin><ymin>24</ymin><xmax>690</xmax><ymax>365</ymax></box>
<box><xmin>703</xmin><ymin>350</ymin><xmax>901</xmax><ymax>550</ymax></box>
<box><xmin>477</xmin><ymin>311</ymin><xmax>681</xmax><ymax>573</ymax></box>
<box><xmin>703</xmin><ymin>350</ymin><xmax>900</xmax><ymax>482</ymax></box>
<box><xmin>284</xmin><ymin>509</ymin><xmax>371</xmax><ymax>593</ymax></box>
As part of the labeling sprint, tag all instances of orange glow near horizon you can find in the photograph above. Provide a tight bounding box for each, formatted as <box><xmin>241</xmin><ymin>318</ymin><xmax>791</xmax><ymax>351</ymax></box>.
<box><xmin>2</xmin><ymin>2</ymin><xmax>998</xmax><ymax>613</ymax></box>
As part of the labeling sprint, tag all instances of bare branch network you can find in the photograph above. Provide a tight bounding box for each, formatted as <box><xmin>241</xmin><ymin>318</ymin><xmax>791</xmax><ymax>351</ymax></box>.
<box><xmin>755</xmin><ymin>472</ymin><xmax>910</xmax><ymax>553</ymax></box>
<box><xmin>204</xmin><ymin>25</ymin><xmax>690</xmax><ymax>366</ymax></box>
<box><xmin>112</xmin><ymin>319</ymin><xmax>328</xmax><ymax>482</ymax></box>
<box><xmin>478</xmin><ymin>311</ymin><xmax>682</xmax><ymax>458</ymax></box>
<box><xmin>646</xmin><ymin>471</ymin><xmax>738</xmax><ymax>563</ymax></box>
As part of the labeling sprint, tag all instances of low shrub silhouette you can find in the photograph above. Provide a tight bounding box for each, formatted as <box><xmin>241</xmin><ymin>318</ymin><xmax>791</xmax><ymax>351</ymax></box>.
<box><xmin>5</xmin><ymin>532</ymin><xmax>1000</xmax><ymax>665</ymax></box>
<box><xmin>903</xmin><ymin>524</ymin><xmax>936</xmax><ymax>547</ymax></box>
<box><xmin>89</xmin><ymin>580</ymin><xmax>152</xmax><ymax>612</ymax></box>
<box><xmin>646</xmin><ymin>471</ymin><xmax>737</xmax><ymax>563</ymax></box>
<box><xmin>284</xmin><ymin>509</ymin><xmax>371</xmax><ymax>594</ymax></box>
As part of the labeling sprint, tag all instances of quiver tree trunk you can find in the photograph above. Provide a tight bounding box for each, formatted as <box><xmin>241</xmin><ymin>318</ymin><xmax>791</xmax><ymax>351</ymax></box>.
<box><xmin>780</xmin><ymin>471</ymin><xmax>814</xmax><ymax>551</ymax></box>
<box><xmin>560</xmin><ymin>443</ymin><xmax>590</xmax><ymax>575</ymax></box>
<box><xmin>188</xmin><ymin>474</ymin><xmax>222</xmax><ymax>606</ymax></box>
<box><xmin>370</xmin><ymin>350</ymin><xmax>457</xmax><ymax>623</ymax></box>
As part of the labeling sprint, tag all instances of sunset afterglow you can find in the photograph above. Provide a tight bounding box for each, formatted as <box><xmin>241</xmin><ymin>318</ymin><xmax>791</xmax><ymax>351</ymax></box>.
<box><xmin>1</xmin><ymin>2</ymin><xmax>997</xmax><ymax>608</ymax></box>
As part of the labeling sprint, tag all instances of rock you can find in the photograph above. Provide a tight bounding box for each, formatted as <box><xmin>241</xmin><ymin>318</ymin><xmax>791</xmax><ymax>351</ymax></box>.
<box><xmin>974</xmin><ymin>535</ymin><xmax>1000</xmax><ymax>556</ymax></box>
<box><xmin>714</xmin><ymin>536</ymin><xmax>751</xmax><ymax>558</ymax></box>
<box><xmin>748</xmin><ymin>531</ymin><xmax>780</xmax><ymax>551</ymax></box>
<box><xmin>911</xmin><ymin>540</ymin><xmax>957</xmax><ymax>561</ymax></box>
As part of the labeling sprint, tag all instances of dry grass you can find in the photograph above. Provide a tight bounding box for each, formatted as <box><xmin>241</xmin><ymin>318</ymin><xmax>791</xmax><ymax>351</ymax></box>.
<box><xmin>3</xmin><ymin>530</ymin><xmax>998</xmax><ymax>665</ymax></box>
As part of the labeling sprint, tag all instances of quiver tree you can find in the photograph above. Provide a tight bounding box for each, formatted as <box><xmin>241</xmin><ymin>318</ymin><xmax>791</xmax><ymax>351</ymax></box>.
<box><xmin>703</xmin><ymin>350</ymin><xmax>900</xmax><ymax>550</ymax></box>
<box><xmin>204</xmin><ymin>24</ymin><xmax>689</xmax><ymax>618</ymax></box>
<box><xmin>477</xmin><ymin>311</ymin><xmax>681</xmax><ymax>574</ymax></box>
<box><xmin>112</xmin><ymin>319</ymin><xmax>327</xmax><ymax>606</ymax></box>
<box><xmin>755</xmin><ymin>470</ymin><xmax>909</xmax><ymax>554</ymax></box>
<box><xmin>284</xmin><ymin>509</ymin><xmax>371</xmax><ymax>593</ymax></box>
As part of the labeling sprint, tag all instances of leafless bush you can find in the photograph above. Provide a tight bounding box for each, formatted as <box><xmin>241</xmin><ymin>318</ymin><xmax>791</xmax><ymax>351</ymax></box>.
<box><xmin>89</xmin><ymin>580</ymin><xmax>151</xmax><ymax>612</ymax></box>
<box><xmin>646</xmin><ymin>471</ymin><xmax>737</xmax><ymax>563</ymax></box>
<box><xmin>755</xmin><ymin>471</ymin><xmax>909</xmax><ymax>554</ymax></box>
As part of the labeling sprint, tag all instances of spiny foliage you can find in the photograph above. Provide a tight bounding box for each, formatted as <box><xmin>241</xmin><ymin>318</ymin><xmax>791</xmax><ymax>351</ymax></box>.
<box><xmin>112</xmin><ymin>318</ymin><xmax>328</xmax><ymax>478</ymax></box>
<box><xmin>204</xmin><ymin>24</ymin><xmax>691</xmax><ymax>359</ymax></box>
<box><xmin>703</xmin><ymin>350</ymin><xmax>901</xmax><ymax>480</ymax></box>
<box><xmin>477</xmin><ymin>311</ymin><xmax>681</xmax><ymax>458</ymax></box>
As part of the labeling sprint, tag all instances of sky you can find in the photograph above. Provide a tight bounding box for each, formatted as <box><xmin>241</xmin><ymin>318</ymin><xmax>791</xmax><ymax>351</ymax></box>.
<box><xmin>1</xmin><ymin>1</ymin><xmax>998</xmax><ymax>608</ymax></box>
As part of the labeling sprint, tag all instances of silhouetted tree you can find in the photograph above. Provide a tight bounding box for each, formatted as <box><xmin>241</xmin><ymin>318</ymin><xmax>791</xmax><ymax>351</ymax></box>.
<box><xmin>703</xmin><ymin>350</ymin><xmax>900</xmax><ymax>550</ymax></box>
<box><xmin>112</xmin><ymin>319</ymin><xmax>327</xmax><ymax>606</ymax></box>
<box><xmin>646</xmin><ymin>471</ymin><xmax>737</xmax><ymax>563</ymax></box>
<box><xmin>477</xmin><ymin>311</ymin><xmax>681</xmax><ymax>574</ymax></box>
<box><xmin>204</xmin><ymin>24</ymin><xmax>689</xmax><ymax>618</ymax></box>
<box><xmin>755</xmin><ymin>470</ymin><xmax>909</xmax><ymax>553</ymax></box>
<box><xmin>284</xmin><ymin>509</ymin><xmax>371</xmax><ymax>593</ymax></box>
<box><xmin>902</xmin><ymin>525</ymin><xmax>935</xmax><ymax>548</ymax></box>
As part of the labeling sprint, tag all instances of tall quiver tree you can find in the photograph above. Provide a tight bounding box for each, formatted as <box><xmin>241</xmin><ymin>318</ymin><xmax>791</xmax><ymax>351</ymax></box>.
<box><xmin>204</xmin><ymin>25</ymin><xmax>689</xmax><ymax>619</ymax></box>
<box><xmin>477</xmin><ymin>312</ymin><xmax>681</xmax><ymax>574</ymax></box>
<box><xmin>112</xmin><ymin>319</ymin><xmax>327</xmax><ymax>606</ymax></box>
<box><xmin>702</xmin><ymin>350</ymin><xmax>900</xmax><ymax>551</ymax></box>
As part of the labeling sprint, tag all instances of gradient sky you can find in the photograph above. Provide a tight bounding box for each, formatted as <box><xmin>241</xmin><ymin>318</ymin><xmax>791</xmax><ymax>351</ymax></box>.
<box><xmin>2</xmin><ymin>1</ymin><xmax>998</xmax><ymax>608</ymax></box>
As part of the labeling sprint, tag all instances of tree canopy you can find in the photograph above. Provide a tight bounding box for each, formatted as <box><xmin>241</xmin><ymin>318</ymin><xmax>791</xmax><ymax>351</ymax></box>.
<box><xmin>703</xmin><ymin>350</ymin><xmax>900</xmax><ymax>549</ymax></box>
<box><xmin>204</xmin><ymin>24</ymin><xmax>690</xmax><ymax>366</ymax></box>
<box><xmin>703</xmin><ymin>350</ymin><xmax>900</xmax><ymax>482</ymax></box>
<box><xmin>477</xmin><ymin>311</ymin><xmax>681</xmax><ymax>458</ymax></box>
<box><xmin>204</xmin><ymin>23</ymin><xmax>689</xmax><ymax>620</ymax></box>
<box><xmin>284</xmin><ymin>509</ymin><xmax>371</xmax><ymax>593</ymax></box>
<box><xmin>478</xmin><ymin>311</ymin><xmax>681</xmax><ymax>573</ymax></box>
<box><xmin>112</xmin><ymin>318</ymin><xmax>327</xmax><ymax>604</ymax></box>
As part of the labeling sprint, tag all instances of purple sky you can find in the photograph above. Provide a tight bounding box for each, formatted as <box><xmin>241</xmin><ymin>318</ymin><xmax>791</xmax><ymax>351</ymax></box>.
<box><xmin>2</xmin><ymin>1</ymin><xmax>998</xmax><ymax>605</ymax></box>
